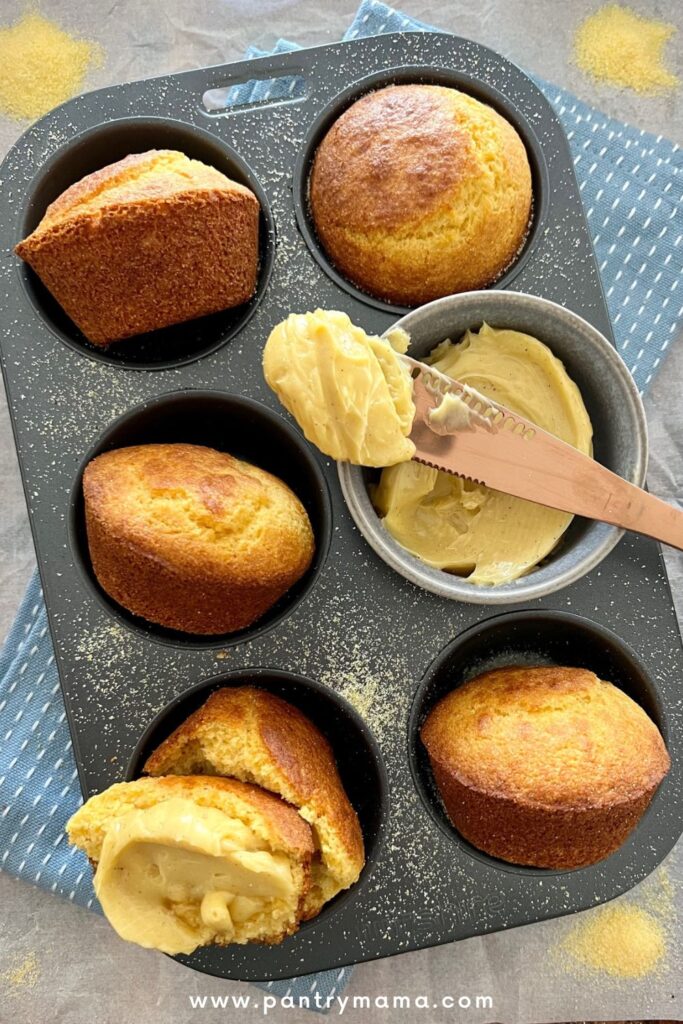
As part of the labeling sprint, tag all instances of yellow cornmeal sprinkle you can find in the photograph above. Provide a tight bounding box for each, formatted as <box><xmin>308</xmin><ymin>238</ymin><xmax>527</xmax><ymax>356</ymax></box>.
<box><xmin>557</xmin><ymin>867</ymin><xmax>674</xmax><ymax>981</ymax></box>
<box><xmin>1</xmin><ymin>951</ymin><xmax>40</xmax><ymax>993</ymax></box>
<box><xmin>562</xmin><ymin>904</ymin><xmax>666</xmax><ymax>978</ymax></box>
<box><xmin>0</xmin><ymin>12</ymin><xmax>103</xmax><ymax>121</ymax></box>
<box><xmin>574</xmin><ymin>5</ymin><xmax>679</xmax><ymax>95</ymax></box>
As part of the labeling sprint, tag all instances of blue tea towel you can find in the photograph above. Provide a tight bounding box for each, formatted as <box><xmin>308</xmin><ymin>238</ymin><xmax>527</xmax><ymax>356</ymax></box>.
<box><xmin>0</xmin><ymin>0</ymin><xmax>681</xmax><ymax>1011</ymax></box>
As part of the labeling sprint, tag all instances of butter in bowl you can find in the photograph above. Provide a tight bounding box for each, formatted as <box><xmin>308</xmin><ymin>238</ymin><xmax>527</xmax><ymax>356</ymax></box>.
<box><xmin>262</xmin><ymin>295</ymin><xmax>649</xmax><ymax>602</ymax></box>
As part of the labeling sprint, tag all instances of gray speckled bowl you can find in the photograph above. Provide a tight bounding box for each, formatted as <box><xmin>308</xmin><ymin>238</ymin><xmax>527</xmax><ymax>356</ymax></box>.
<box><xmin>338</xmin><ymin>291</ymin><xmax>648</xmax><ymax>604</ymax></box>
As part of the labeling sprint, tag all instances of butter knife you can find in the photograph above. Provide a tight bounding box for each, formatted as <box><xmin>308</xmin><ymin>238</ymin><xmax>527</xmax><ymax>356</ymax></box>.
<box><xmin>401</xmin><ymin>355</ymin><xmax>683</xmax><ymax>552</ymax></box>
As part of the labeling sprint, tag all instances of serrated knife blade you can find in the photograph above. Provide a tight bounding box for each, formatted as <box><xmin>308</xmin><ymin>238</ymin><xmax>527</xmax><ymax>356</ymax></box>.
<box><xmin>401</xmin><ymin>355</ymin><xmax>683</xmax><ymax>551</ymax></box>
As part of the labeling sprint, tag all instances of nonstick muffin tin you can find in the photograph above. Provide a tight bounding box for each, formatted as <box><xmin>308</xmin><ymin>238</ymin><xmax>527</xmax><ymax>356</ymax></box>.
<box><xmin>0</xmin><ymin>32</ymin><xmax>682</xmax><ymax>981</ymax></box>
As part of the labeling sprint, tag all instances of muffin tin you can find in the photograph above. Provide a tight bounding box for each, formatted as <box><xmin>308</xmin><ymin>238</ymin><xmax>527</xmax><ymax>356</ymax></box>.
<box><xmin>0</xmin><ymin>32</ymin><xmax>681</xmax><ymax>982</ymax></box>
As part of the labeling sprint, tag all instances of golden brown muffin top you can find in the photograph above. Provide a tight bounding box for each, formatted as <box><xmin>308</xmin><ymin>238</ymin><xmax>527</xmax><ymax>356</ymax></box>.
<box><xmin>309</xmin><ymin>84</ymin><xmax>532</xmax><ymax>305</ymax></box>
<box><xmin>421</xmin><ymin>666</ymin><xmax>670</xmax><ymax>809</ymax></box>
<box><xmin>83</xmin><ymin>443</ymin><xmax>314</xmax><ymax>585</ymax></box>
<box><xmin>24</xmin><ymin>149</ymin><xmax>256</xmax><ymax>238</ymax></box>
<box><xmin>311</xmin><ymin>85</ymin><xmax>477</xmax><ymax>233</ymax></box>
<box><xmin>145</xmin><ymin>686</ymin><xmax>364</xmax><ymax>865</ymax></box>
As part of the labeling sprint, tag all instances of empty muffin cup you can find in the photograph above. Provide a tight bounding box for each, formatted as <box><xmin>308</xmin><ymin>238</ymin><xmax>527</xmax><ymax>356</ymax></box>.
<box><xmin>127</xmin><ymin>667</ymin><xmax>388</xmax><ymax>925</ymax></box>
<box><xmin>409</xmin><ymin>610</ymin><xmax>669</xmax><ymax>874</ymax></box>
<box><xmin>294</xmin><ymin>66</ymin><xmax>548</xmax><ymax>313</ymax></box>
<box><xmin>339</xmin><ymin>290</ymin><xmax>648</xmax><ymax>603</ymax></box>
<box><xmin>69</xmin><ymin>390</ymin><xmax>331</xmax><ymax>647</ymax></box>
<box><xmin>18</xmin><ymin>116</ymin><xmax>275</xmax><ymax>369</ymax></box>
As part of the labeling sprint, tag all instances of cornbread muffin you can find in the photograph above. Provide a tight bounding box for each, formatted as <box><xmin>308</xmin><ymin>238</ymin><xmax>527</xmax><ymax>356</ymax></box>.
<box><xmin>310</xmin><ymin>85</ymin><xmax>532</xmax><ymax>305</ymax></box>
<box><xmin>16</xmin><ymin>149</ymin><xmax>260</xmax><ymax>345</ymax></box>
<box><xmin>83</xmin><ymin>443</ymin><xmax>314</xmax><ymax>634</ymax></box>
<box><xmin>67</xmin><ymin>775</ymin><xmax>315</xmax><ymax>953</ymax></box>
<box><xmin>263</xmin><ymin>309</ymin><xmax>415</xmax><ymax>466</ymax></box>
<box><xmin>421</xmin><ymin>667</ymin><xmax>670</xmax><ymax>869</ymax></box>
<box><xmin>145</xmin><ymin>686</ymin><xmax>365</xmax><ymax>918</ymax></box>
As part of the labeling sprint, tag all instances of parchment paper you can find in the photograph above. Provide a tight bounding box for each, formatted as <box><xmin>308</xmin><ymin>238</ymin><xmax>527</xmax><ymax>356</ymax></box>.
<box><xmin>0</xmin><ymin>1</ymin><xmax>681</xmax><ymax>1021</ymax></box>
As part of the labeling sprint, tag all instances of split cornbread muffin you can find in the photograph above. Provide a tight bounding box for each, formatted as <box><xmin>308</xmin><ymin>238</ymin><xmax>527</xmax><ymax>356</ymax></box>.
<box><xmin>16</xmin><ymin>149</ymin><xmax>260</xmax><ymax>345</ymax></box>
<box><xmin>145</xmin><ymin>686</ymin><xmax>366</xmax><ymax>919</ymax></box>
<box><xmin>67</xmin><ymin>688</ymin><xmax>365</xmax><ymax>953</ymax></box>
<box><xmin>67</xmin><ymin>776</ymin><xmax>315</xmax><ymax>954</ymax></box>
<box><xmin>310</xmin><ymin>84</ymin><xmax>532</xmax><ymax>305</ymax></box>
<box><xmin>421</xmin><ymin>666</ymin><xmax>670</xmax><ymax>869</ymax></box>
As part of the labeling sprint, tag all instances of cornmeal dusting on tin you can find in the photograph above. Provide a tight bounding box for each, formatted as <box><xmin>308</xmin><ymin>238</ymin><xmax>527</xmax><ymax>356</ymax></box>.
<box><xmin>339</xmin><ymin>675</ymin><xmax>396</xmax><ymax>739</ymax></box>
<box><xmin>573</xmin><ymin>5</ymin><xmax>679</xmax><ymax>94</ymax></box>
<box><xmin>557</xmin><ymin>867</ymin><xmax>673</xmax><ymax>980</ymax></box>
<box><xmin>0</xmin><ymin>12</ymin><xmax>103</xmax><ymax>121</ymax></box>
<box><xmin>2</xmin><ymin>951</ymin><xmax>40</xmax><ymax>993</ymax></box>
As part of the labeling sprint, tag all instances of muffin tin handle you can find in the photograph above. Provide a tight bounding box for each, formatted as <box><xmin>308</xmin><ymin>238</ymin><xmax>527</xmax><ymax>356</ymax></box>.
<box><xmin>202</xmin><ymin>72</ymin><xmax>308</xmax><ymax>115</ymax></box>
<box><xmin>195</xmin><ymin>50</ymin><xmax>312</xmax><ymax>116</ymax></box>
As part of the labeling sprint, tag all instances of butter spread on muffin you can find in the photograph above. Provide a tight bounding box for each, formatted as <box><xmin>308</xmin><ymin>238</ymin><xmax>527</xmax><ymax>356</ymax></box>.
<box><xmin>310</xmin><ymin>84</ymin><xmax>532</xmax><ymax>306</ymax></box>
<box><xmin>421</xmin><ymin>666</ymin><xmax>670</xmax><ymax>869</ymax></box>
<box><xmin>83</xmin><ymin>443</ymin><xmax>314</xmax><ymax>634</ymax></box>
<box><xmin>373</xmin><ymin>323</ymin><xmax>592</xmax><ymax>585</ymax></box>
<box><xmin>67</xmin><ymin>776</ymin><xmax>315</xmax><ymax>953</ymax></box>
<box><xmin>16</xmin><ymin>149</ymin><xmax>260</xmax><ymax>346</ymax></box>
<box><xmin>144</xmin><ymin>686</ymin><xmax>365</xmax><ymax>919</ymax></box>
<box><xmin>263</xmin><ymin>309</ymin><xmax>415</xmax><ymax>466</ymax></box>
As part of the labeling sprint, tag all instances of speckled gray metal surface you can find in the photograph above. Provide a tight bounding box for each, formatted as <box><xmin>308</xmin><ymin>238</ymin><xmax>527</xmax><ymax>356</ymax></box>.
<box><xmin>0</xmin><ymin>32</ymin><xmax>681</xmax><ymax>983</ymax></box>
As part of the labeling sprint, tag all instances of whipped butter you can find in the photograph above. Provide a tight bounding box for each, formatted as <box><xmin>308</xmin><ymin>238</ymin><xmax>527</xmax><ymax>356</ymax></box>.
<box><xmin>427</xmin><ymin>389</ymin><xmax>476</xmax><ymax>433</ymax></box>
<box><xmin>374</xmin><ymin>323</ymin><xmax>593</xmax><ymax>585</ymax></box>
<box><xmin>94</xmin><ymin>798</ymin><xmax>295</xmax><ymax>955</ymax></box>
<box><xmin>263</xmin><ymin>309</ymin><xmax>416</xmax><ymax>466</ymax></box>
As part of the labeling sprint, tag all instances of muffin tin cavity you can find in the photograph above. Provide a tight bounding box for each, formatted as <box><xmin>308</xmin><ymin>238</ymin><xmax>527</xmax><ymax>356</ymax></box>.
<box><xmin>68</xmin><ymin>390</ymin><xmax>331</xmax><ymax>648</ymax></box>
<box><xmin>408</xmin><ymin>610</ymin><xmax>668</xmax><ymax>875</ymax></box>
<box><xmin>339</xmin><ymin>289</ymin><xmax>647</xmax><ymax>604</ymax></box>
<box><xmin>293</xmin><ymin>66</ymin><xmax>548</xmax><ymax>314</ymax></box>
<box><xmin>127</xmin><ymin>667</ymin><xmax>388</xmax><ymax>926</ymax></box>
<box><xmin>18</xmin><ymin>116</ymin><xmax>275</xmax><ymax>370</ymax></box>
